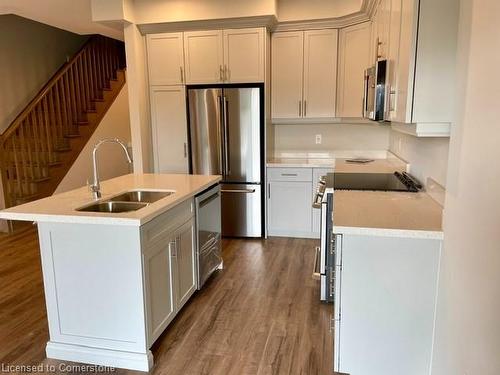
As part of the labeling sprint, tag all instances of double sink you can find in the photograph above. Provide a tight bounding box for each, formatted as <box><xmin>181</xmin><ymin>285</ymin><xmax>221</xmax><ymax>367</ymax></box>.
<box><xmin>77</xmin><ymin>190</ymin><xmax>174</xmax><ymax>213</ymax></box>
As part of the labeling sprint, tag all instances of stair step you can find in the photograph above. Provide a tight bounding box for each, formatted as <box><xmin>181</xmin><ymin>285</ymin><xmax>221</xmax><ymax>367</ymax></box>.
<box><xmin>85</xmin><ymin>108</ymin><xmax>98</xmax><ymax>113</ymax></box>
<box><xmin>55</xmin><ymin>146</ymin><xmax>72</xmax><ymax>153</ymax></box>
<box><xmin>64</xmin><ymin>133</ymin><xmax>81</xmax><ymax>139</ymax></box>
<box><xmin>75</xmin><ymin>120</ymin><xmax>89</xmax><ymax>126</ymax></box>
<box><xmin>92</xmin><ymin>98</ymin><xmax>105</xmax><ymax>103</ymax></box>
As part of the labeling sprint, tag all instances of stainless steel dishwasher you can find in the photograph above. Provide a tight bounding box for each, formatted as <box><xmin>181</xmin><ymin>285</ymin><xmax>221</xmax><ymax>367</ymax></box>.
<box><xmin>195</xmin><ymin>184</ymin><xmax>222</xmax><ymax>289</ymax></box>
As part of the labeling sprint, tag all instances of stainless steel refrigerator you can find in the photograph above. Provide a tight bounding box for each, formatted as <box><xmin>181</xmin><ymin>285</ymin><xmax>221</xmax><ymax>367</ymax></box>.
<box><xmin>187</xmin><ymin>86</ymin><xmax>262</xmax><ymax>238</ymax></box>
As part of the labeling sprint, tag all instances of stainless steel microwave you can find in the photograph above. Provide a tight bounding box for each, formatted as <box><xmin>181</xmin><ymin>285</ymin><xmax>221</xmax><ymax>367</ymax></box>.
<box><xmin>363</xmin><ymin>59</ymin><xmax>387</xmax><ymax>121</ymax></box>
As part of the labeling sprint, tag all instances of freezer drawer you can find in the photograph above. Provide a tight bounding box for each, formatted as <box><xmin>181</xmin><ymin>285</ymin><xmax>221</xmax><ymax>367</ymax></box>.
<box><xmin>221</xmin><ymin>183</ymin><xmax>262</xmax><ymax>237</ymax></box>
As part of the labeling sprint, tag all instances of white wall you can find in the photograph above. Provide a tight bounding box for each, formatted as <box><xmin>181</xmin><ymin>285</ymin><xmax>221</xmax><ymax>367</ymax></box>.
<box><xmin>431</xmin><ymin>1</ymin><xmax>500</xmax><ymax>374</ymax></box>
<box><xmin>273</xmin><ymin>123</ymin><xmax>390</xmax><ymax>154</ymax></box>
<box><xmin>131</xmin><ymin>0</ymin><xmax>278</xmax><ymax>24</ymax></box>
<box><xmin>277</xmin><ymin>0</ymin><xmax>363</xmax><ymax>22</ymax></box>
<box><xmin>389</xmin><ymin>131</ymin><xmax>450</xmax><ymax>187</ymax></box>
<box><xmin>0</xmin><ymin>15</ymin><xmax>87</xmax><ymax>133</ymax></box>
<box><xmin>55</xmin><ymin>83</ymin><xmax>131</xmax><ymax>193</ymax></box>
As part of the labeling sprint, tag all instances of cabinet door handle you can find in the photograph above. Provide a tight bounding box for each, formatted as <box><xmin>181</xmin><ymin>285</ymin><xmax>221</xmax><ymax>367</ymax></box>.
<box><xmin>219</xmin><ymin>65</ymin><xmax>223</xmax><ymax>82</ymax></box>
<box><xmin>180</xmin><ymin>66</ymin><xmax>184</xmax><ymax>83</ymax></box>
<box><xmin>183</xmin><ymin>142</ymin><xmax>187</xmax><ymax>158</ymax></box>
<box><xmin>224</xmin><ymin>65</ymin><xmax>229</xmax><ymax>82</ymax></box>
<box><xmin>304</xmin><ymin>100</ymin><xmax>307</xmax><ymax>117</ymax></box>
<box><xmin>298</xmin><ymin>100</ymin><xmax>302</xmax><ymax>117</ymax></box>
<box><xmin>281</xmin><ymin>173</ymin><xmax>298</xmax><ymax>177</ymax></box>
<box><xmin>169</xmin><ymin>240</ymin><xmax>177</xmax><ymax>257</ymax></box>
<box><xmin>268</xmin><ymin>183</ymin><xmax>271</xmax><ymax>199</ymax></box>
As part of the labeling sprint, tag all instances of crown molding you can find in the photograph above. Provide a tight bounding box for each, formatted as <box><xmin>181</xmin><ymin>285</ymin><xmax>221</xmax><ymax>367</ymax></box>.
<box><xmin>273</xmin><ymin>12</ymin><xmax>370</xmax><ymax>32</ymax></box>
<box><xmin>137</xmin><ymin>0</ymin><xmax>380</xmax><ymax>35</ymax></box>
<box><xmin>138</xmin><ymin>15</ymin><xmax>278</xmax><ymax>35</ymax></box>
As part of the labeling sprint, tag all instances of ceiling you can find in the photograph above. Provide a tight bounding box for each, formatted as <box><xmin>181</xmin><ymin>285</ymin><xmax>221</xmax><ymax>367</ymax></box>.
<box><xmin>0</xmin><ymin>0</ymin><xmax>124</xmax><ymax>40</ymax></box>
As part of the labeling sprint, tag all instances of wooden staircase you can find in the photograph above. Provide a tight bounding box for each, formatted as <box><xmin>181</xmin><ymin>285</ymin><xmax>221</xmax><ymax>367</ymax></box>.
<box><xmin>0</xmin><ymin>35</ymin><xmax>126</xmax><ymax>208</ymax></box>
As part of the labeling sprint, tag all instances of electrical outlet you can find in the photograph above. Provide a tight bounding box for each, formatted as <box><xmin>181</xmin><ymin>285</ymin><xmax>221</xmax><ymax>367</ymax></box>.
<box><xmin>315</xmin><ymin>134</ymin><xmax>322</xmax><ymax>145</ymax></box>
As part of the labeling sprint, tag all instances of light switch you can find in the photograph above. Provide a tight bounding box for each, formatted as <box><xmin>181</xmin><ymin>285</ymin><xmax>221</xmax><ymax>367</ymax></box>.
<box><xmin>315</xmin><ymin>134</ymin><xmax>322</xmax><ymax>144</ymax></box>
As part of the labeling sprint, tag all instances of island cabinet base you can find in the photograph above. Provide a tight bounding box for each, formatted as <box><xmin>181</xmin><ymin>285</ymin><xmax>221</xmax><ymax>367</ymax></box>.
<box><xmin>46</xmin><ymin>342</ymin><xmax>153</xmax><ymax>371</ymax></box>
<box><xmin>36</xmin><ymin>198</ymin><xmax>197</xmax><ymax>372</ymax></box>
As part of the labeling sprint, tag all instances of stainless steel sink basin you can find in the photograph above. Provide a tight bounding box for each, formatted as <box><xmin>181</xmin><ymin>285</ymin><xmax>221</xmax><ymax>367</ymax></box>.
<box><xmin>109</xmin><ymin>190</ymin><xmax>174</xmax><ymax>204</ymax></box>
<box><xmin>77</xmin><ymin>201</ymin><xmax>148</xmax><ymax>213</ymax></box>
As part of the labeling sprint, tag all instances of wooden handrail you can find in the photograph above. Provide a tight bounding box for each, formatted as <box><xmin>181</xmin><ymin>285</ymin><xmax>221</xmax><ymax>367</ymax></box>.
<box><xmin>0</xmin><ymin>34</ymin><xmax>125</xmax><ymax>208</ymax></box>
<box><xmin>0</xmin><ymin>35</ymin><xmax>124</xmax><ymax>144</ymax></box>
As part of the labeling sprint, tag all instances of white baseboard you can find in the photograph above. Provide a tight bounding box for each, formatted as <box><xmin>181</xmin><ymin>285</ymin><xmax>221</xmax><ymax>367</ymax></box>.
<box><xmin>268</xmin><ymin>230</ymin><xmax>319</xmax><ymax>239</ymax></box>
<box><xmin>46</xmin><ymin>342</ymin><xmax>153</xmax><ymax>372</ymax></box>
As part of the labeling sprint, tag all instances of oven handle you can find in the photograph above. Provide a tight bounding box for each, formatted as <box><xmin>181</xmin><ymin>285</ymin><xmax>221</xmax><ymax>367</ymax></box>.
<box><xmin>312</xmin><ymin>246</ymin><xmax>321</xmax><ymax>280</ymax></box>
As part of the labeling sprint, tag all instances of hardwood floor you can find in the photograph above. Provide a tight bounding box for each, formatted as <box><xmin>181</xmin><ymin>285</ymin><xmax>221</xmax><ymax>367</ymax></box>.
<box><xmin>0</xmin><ymin>228</ymin><xmax>333</xmax><ymax>374</ymax></box>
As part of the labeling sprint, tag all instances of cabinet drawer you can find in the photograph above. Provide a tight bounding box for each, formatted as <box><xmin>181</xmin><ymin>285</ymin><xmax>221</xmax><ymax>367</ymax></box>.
<box><xmin>142</xmin><ymin>199</ymin><xmax>194</xmax><ymax>248</ymax></box>
<box><xmin>267</xmin><ymin>167</ymin><xmax>312</xmax><ymax>182</ymax></box>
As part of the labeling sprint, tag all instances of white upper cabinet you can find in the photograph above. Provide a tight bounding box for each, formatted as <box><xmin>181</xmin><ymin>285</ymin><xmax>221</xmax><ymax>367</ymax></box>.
<box><xmin>386</xmin><ymin>0</ymin><xmax>402</xmax><ymax>120</ymax></box>
<box><xmin>146</xmin><ymin>32</ymin><xmax>185</xmax><ymax>86</ymax></box>
<box><xmin>183</xmin><ymin>28</ymin><xmax>266</xmax><ymax>84</ymax></box>
<box><xmin>271</xmin><ymin>31</ymin><xmax>304</xmax><ymax>119</ymax></box>
<box><xmin>150</xmin><ymin>85</ymin><xmax>189</xmax><ymax>174</ymax></box>
<box><xmin>183</xmin><ymin>30</ymin><xmax>224</xmax><ymax>84</ymax></box>
<box><xmin>337</xmin><ymin>22</ymin><xmax>372</xmax><ymax>118</ymax></box>
<box><xmin>303</xmin><ymin>29</ymin><xmax>338</xmax><ymax>118</ymax></box>
<box><xmin>389</xmin><ymin>0</ymin><xmax>458</xmax><ymax>134</ymax></box>
<box><xmin>272</xmin><ymin>29</ymin><xmax>338</xmax><ymax>121</ymax></box>
<box><xmin>223</xmin><ymin>28</ymin><xmax>265</xmax><ymax>83</ymax></box>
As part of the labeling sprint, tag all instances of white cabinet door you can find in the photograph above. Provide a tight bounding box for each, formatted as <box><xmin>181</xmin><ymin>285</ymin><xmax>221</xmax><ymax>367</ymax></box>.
<box><xmin>150</xmin><ymin>86</ymin><xmax>188</xmax><ymax>174</ymax></box>
<box><xmin>184</xmin><ymin>30</ymin><xmax>224</xmax><ymax>84</ymax></box>
<box><xmin>172</xmin><ymin>218</ymin><xmax>196</xmax><ymax>311</ymax></box>
<box><xmin>312</xmin><ymin>168</ymin><xmax>333</xmax><ymax>236</ymax></box>
<box><xmin>268</xmin><ymin>181</ymin><xmax>312</xmax><ymax>237</ymax></box>
<box><xmin>223</xmin><ymin>28</ymin><xmax>265</xmax><ymax>83</ymax></box>
<box><xmin>393</xmin><ymin>0</ymin><xmax>418</xmax><ymax>124</ymax></box>
<box><xmin>271</xmin><ymin>31</ymin><xmax>304</xmax><ymax>119</ymax></box>
<box><xmin>143</xmin><ymin>240</ymin><xmax>175</xmax><ymax>344</ymax></box>
<box><xmin>386</xmin><ymin>0</ymin><xmax>402</xmax><ymax>120</ymax></box>
<box><xmin>337</xmin><ymin>22</ymin><xmax>372</xmax><ymax>118</ymax></box>
<box><xmin>303</xmin><ymin>29</ymin><xmax>338</xmax><ymax>118</ymax></box>
<box><xmin>146</xmin><ymin>32</ymin><xmax>185</xmax><ymax>86</ymax></box>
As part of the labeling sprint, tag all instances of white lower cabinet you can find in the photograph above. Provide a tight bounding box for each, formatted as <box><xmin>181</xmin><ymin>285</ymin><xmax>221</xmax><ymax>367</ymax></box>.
<box><xmin>142</xmin><ymin>201</ymin><xmax>197</xmax><ymax>346</ymax></box>
<box><xmin>268</xmin><ymin>180</ymin><xmax>313</xmax><ymax>237</ymax></box>
<box><xmin>267</xmin><ymin>166</ymin><xmax>332</xmax><ymax>238</ymax></box>
<box><xmin>334</xmin><ymin>233</ymin><xmax>442</xmax><ymax>375</ymax></box>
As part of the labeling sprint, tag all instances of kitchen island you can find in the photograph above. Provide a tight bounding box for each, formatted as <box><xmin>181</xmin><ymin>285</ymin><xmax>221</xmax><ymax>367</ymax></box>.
<box><xmin>0</xmin><ymin>173</ymin><xmax>221</xmax><ymax>371</ymax></box>
<box><xmin>331</xmin><ymin>188</ymin><xmax>443</xmax><ymax>375</ymax></box>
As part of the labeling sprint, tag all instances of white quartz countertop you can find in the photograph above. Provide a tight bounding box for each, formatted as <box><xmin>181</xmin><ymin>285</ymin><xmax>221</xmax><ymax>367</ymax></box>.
<box><xmin>333</xmin><ymin>190</ymin><xmax>443</xmax><ymax>239</ymax></box>
<box><xmin>0</xmin><ymin>174</ymin><xmax>221</xmax><ymax>226</ymax></box>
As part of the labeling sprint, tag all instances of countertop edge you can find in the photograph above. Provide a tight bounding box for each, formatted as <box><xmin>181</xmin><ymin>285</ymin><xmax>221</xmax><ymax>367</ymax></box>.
<box><xmin>0</xmin><ymin>177</ymin><xmax>221</xmax><ymax>226</ymax></box>
<box><xmin>332</xmin><ymin>225</ymin><xmax>444</xmax><ymax>240</ymax></box>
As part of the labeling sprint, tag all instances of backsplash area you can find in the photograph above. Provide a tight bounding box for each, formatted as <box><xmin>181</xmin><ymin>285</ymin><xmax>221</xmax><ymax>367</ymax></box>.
<box><xmin>273</xmin><ymin>123</ymin><xmax>391</xmax><ymax>153</ymax></box>
<box><xmin>389</xmin><ymin>130</ymin><xmax>450</xmax><ymax>187</ymax></box>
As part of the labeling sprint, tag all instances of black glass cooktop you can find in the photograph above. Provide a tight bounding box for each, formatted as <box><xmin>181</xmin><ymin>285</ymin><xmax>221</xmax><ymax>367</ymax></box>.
<box><xmin>331</xmin><ymin>172</ymin><xmax>421</xmax><ymax>192</ymax></box>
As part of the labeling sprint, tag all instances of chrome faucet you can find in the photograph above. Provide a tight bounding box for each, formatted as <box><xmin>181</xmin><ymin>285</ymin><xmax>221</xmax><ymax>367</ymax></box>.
<box><xmin>90</xmin><ymin>138</ymin><xmax>132</xmax><ymax>199</ymax></box>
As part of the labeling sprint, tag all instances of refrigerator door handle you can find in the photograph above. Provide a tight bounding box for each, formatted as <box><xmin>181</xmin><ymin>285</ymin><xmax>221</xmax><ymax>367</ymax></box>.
<box><xmin>222</xmin><ymin>97</ymin><xmax>230</xmax><ymax>176</ymax></box>
<box><xmin>217</xmin><ymin>95</ymin><xmax>225</xmax><ymax>176</ymax></box>
<box><xmin>221</xmin><ymin>188</ymin><xmax>256</xmax><ymax>194</ymax></box>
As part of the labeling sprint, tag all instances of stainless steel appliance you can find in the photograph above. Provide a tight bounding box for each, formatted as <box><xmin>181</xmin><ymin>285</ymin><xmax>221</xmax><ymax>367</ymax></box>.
<box><xmin>363</xmin><ymin>59</ymin><xmax>387</xmax><ymax>121</ymax></box>
<box><xmin>195</xmin><ymin>185</ymin><xmax>222</xmax><ymax>288</ymax></box>
<box><xmin>188</xmin><ymin>86</ymin><xmax>263</xmax><ymax>237</ymax></box>
<box><xmin>313</xmin><ymin>174</ymin><xmax>335</xmax><ymax>302</ymax></box>
<box><xmin>314</xmin><ymin>171</ymin><xmax>422</xmax><ymax>302</ymax></box>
